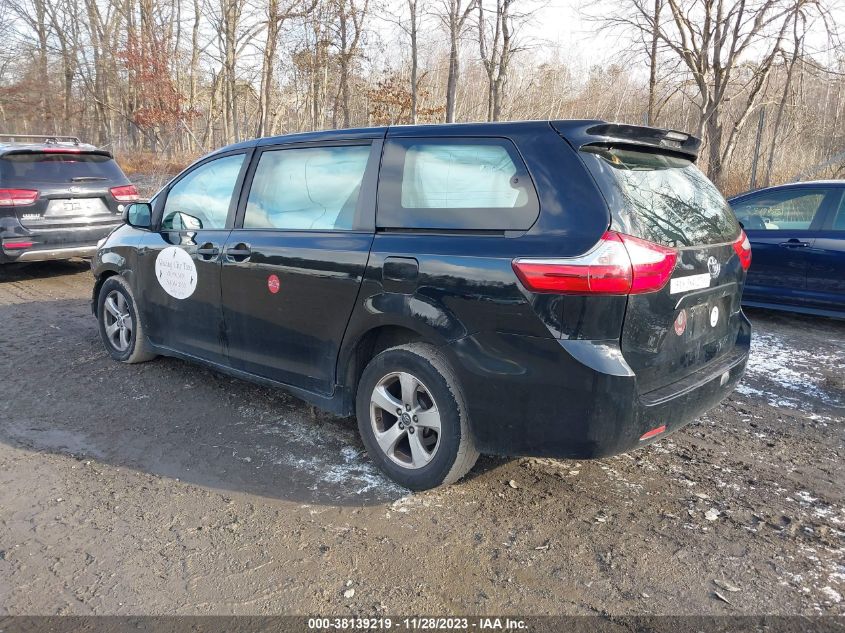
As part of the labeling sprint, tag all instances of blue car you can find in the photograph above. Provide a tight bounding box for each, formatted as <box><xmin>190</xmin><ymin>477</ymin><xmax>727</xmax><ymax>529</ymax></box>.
<box><xmin>729</xmin><ymin>180</ymin><xmax>845</xmax><ymax>318</ymax></box>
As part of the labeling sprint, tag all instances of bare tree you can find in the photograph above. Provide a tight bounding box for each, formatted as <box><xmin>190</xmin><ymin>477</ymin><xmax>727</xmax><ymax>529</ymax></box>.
<box><xmin>408</xmin><ymin>0</ymin><xmax>421</xmax><ymax>122</ymax></box>
<box><xmin>645</xmin><ymin>0</ymin><xmax>661</xmax><ymax>125</ymax></box>
<box><xmin>332</xmin><ymin>0</ymin><xmax>369</xmax><ymax>128</ymax></box>
<box><xmin>257</xmin><ymin>0</ymin><xmax>315</xmax><ymax>136</ymax></box>
<box><xmin>764</xmin><ymin>9</ymin><xmax>807</xmax><ymax>185</ymax></box>
<box><xmin>477</xmin><ymin>0</ymin><xmax>533</xmax><ymax>121</ymax></box>
<box><xmin>436</xmin><ymin>0</ymin><xmax>476</xmax><ymax>122</ymax></box>
<box><xmin>0</xmin><ymin>0</ymin><xmax>841</xmax><ymax>193</ymax></box>
<box><xmin>600</xmin><ymin>0</ymin><xmax>827</xmax><ymax>186</ymax></box>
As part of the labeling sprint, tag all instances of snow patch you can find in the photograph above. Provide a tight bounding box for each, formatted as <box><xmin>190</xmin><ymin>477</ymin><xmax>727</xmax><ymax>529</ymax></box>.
<box><xmin>740</xmin><ymin>332</ymin><xmax>845</xmax><ymax>407</ymax></box>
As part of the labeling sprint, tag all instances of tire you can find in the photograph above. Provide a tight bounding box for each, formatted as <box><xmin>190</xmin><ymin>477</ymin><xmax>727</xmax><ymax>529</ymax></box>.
<box><xmin>97</xmin><ymin>275</ymin><xmax>157</xmax><ymax>364</ymax></box>
<box><xmin>356</xmin><ymin>343</ymin><xmax>479</xmax><ymax>490</ymax></box>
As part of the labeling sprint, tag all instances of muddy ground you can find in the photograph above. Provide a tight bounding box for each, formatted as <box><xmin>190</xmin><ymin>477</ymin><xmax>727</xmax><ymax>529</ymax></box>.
<box><xmin>0</xmin><ymin>260</ymin><xmax>843</xmax><ymax>616</ymax></box>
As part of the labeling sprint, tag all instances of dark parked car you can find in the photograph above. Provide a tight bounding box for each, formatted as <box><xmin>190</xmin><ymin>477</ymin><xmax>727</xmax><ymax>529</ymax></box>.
<box><xmin>0</xmin><ymin>134</ymin><xmax>137</xmax><ymax>264</ymax></box>
<box><xmin>92</xmin><ymin>121</ymin><xmax>751</xmax><ymax>489</ymax></box>
<box><xmin>729</xmin><ymin>181</ymin><xmax>845</xmax><ymax>318</ymax></box>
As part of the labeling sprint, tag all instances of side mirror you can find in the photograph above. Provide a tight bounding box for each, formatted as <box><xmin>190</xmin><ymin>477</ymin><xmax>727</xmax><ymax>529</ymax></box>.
<box><xmin>123</xmin><ymin>202</ymin><xmax>152</xmax><ymax>229</ymax></box>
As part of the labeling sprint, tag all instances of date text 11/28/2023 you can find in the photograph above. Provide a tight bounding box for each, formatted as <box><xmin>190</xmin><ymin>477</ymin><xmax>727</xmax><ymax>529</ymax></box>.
<box><xmin>307</xmin><ymin>617</ymin><xmax>528</xmax><ymax>630</ymax></box>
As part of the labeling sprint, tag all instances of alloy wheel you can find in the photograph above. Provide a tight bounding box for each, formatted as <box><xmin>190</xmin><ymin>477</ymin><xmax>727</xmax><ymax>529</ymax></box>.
<box><xmin>103</xmin><ymin>290</ymin><xmax>133</xmax><ymax>352</ymax></box>
<box><xmin>369</xmin><ymin>371</ymin><xmax>441</xmax><ymax>469</ymax></box>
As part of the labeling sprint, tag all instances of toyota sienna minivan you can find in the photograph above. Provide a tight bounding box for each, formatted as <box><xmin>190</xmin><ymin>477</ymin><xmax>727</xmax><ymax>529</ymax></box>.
<box><xmin>92</xmin><ymin>121</ymin><xmax>752</xmax><ymax>490</ymax></box>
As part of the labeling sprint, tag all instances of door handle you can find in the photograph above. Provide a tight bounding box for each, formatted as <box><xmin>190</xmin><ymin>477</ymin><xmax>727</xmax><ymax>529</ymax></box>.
<box><xmin>779</xmin><ymin>240</ymin><xmax>810</xmax><ymax>248</ymax></box>
<box><xmin>226</xmin><ymin>243</ymin><xmax>252</xmax><ymax>262</ymax></box>
<box><xmin>196</xmin><ymin>243</ymin><xmax>220</xmax><ymax>259</ymax></box>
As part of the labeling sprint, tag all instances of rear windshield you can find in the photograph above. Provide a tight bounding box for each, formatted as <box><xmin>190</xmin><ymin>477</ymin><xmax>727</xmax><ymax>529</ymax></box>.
<box><xmin>582</xmin><ymin>147</ymin><xmax>739</xmax><ymax>247</ymax></box>
<box><xmin>0</xmin><ymin>152</ymin><xmax>126</xmax><ymax>185</ymax></box>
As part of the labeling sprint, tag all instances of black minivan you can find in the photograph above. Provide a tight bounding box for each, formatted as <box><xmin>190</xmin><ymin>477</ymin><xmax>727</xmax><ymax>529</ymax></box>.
<box><xmin>92</xmin><ymin>121</ymin><xmax>752</xmax><ymax>490</ymax></box>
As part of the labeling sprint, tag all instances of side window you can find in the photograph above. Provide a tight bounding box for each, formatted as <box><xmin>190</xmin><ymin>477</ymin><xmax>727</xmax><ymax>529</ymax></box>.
<box><xmin>378</xmin><ymin>138</ymin><xmax>539</xmax><ymax>230</ymax></box>
<box><xmin>161</xmin><ymin>154</ymin><xmax>245</xmax><ymax>230</ymax></box>
<box><xmin>244</xmin><ymin>145</ymin><xmax>371</xmax><ymax>231</ymax></box>
<box><xmin>731</xmin><ymin>189</ymin><xmax>826</xmax><ymax>231</ymax></box>
<box><xmin>830</xmin><ymin>192</ymin><xmax>845</xmax><ymax>230</ymax></box>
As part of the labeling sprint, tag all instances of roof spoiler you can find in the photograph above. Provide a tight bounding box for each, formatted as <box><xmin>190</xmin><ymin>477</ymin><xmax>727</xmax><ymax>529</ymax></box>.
<box><xmin>551</xmin><ymin>121</ymin><xmax>701</xmax><ymax>161</ymax></box>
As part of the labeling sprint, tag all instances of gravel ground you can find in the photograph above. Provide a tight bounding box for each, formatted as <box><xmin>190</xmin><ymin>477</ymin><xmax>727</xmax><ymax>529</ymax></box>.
<box><xmin>0</xmin><ymin>260</ymin><xmax>843</xmax><ymax>616</ymax></box>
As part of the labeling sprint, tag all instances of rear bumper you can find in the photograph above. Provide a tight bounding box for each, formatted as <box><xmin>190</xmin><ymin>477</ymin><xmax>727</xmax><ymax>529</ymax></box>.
<box><xmin>0</xmin><ymin>218</ymin><xmax>121</xmax><ymax>263</ymax></box>
<box><xmin>448</xmin><ymin>314</ymin><xmax>751</xmax><ymax>459</ymax></box>
<box><xmin>6</xmin><ymin>245</ymin><xmax>98</xmax><ymax>262</ymax></box>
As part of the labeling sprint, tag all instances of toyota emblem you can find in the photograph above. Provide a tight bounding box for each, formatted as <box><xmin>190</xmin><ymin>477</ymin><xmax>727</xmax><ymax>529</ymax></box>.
<box><xmin>707</xmin><ymin>256</ymin><xmax>721</xmax><ymax>278</ymax></box>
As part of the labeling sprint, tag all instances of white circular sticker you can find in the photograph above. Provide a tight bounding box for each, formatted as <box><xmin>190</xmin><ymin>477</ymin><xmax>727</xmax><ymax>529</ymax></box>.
<box><xmin>155</xmin><ymin>246</ymin><xmax>198</xmax><ymax>299</ymax></box>
<box><xmin>710</xmin><ymin>305</ymin><xmax>720</xmax><ymax>327</ymax></box>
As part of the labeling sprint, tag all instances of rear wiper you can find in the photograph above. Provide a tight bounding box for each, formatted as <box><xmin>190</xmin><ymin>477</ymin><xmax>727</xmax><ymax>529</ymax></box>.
<box><xmin>70</xmin><ymin>176</ymin><xmax>107</xmax><ymax>182</ymax></box>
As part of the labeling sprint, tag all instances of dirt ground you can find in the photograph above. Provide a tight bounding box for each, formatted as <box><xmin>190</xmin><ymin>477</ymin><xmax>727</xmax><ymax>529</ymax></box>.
<box><xmin>0</xmin><ymin>260</ymin><xmax>843</xmax><ymax>616</ymax></box>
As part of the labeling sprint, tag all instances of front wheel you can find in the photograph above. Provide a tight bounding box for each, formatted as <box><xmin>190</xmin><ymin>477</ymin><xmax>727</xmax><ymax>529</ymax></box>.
<box><xmin>356</xmin><ymin>343</ymin><xmax>479</xmax><ymax>490</ymax></box>
<box><xmin>97</xmin><ymin>275</ymin><xmax>157</xmax><ymax>364</ymax></box>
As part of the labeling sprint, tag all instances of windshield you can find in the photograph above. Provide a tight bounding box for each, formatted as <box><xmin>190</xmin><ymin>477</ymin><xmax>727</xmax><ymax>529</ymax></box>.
<box><xmin>583</xmin><ymin>147</ymin><xmax>740</xmax><ymax>248</ymax></box>
<box><xmin>0</xmin><ymin>152</ymin><xmax>126</xmax><ymax>185</ymax></box>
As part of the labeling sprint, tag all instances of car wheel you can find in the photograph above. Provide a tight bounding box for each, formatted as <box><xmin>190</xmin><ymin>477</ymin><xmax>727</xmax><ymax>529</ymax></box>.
<box><xmin>97</xmin><ymin>275</ymin><xmax>156</xmax><ymax>364</ymax></box>
<box><xmin>356</xmin><ymin>343</ymin><xmax>479</xmax><ymax>490</ymax></box>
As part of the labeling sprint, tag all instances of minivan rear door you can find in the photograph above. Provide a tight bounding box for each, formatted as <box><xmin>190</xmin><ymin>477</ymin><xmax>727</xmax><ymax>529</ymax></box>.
<box><xmin>575</xmin><ymin>145</ymin><xmax>747</xmax><ymax>394</ymax></box>
<box><xmin>220</xmin><ymin>138</ymin><xmax>382</xmax><ymax>396</ymax></box>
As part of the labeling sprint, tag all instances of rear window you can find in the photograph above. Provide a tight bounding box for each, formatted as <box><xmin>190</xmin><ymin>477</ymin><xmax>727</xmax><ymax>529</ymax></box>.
<box><xmin>582</xmin><ymin>147</ymin><xmax>739</xmax><ymax>247</ymax></box>
<box><xmin>377</xmin><ymin>138</ymin><xmax>539</xmax><ymax>230</ymax></box>
<box><xmin>0</xmin><ymin>152</ymin><xmax>126</xmax><ymax>185</ymax></box>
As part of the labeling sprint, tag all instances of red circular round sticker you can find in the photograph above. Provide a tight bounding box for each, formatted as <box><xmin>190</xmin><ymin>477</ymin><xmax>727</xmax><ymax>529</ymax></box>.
<box><xmin>267</xmin><ymin>274</ymin><xmax>280</xmax><ymax>294</ymax></box>
<box><xmin>674</xmin><ymin>309</ymin><xmax>687</xmax><ymax>336</ymax></box>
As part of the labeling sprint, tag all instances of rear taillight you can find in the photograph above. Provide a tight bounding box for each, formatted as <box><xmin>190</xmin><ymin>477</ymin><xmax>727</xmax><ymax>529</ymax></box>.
<box><xmin>3</xmin><ymin>240</ymin><xmax>34</xmax><ymax>250</ymax></box>
<box><xmin>512</xmin><ymin>231</ymin><xmax>677</xmax><ymax>295</ymax></box>
<box><xmin>732</xmin><ymin>230</ymin><xmax>752</xmax><ymax>271</ymax></box>
<box><xmin>110</xmin><ymin>184</ymin><xmax>139</xmax><ymax>202</ymax></box>
<box><xmin>0</xmin><ymin>189</ymin><xmax>38</xmax><ymax>206</ymax></box>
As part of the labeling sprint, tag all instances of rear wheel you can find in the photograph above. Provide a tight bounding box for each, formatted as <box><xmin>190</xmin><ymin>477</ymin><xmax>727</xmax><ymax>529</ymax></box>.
<box><xmin>97</xmin><ymin>275</ymin><xmax>156</xmax><ymax>364</ymax></box>
<box><xmin>356</xmin><ymin>343</ymin><xmax>479</xmax><ymax>490</ymax></box>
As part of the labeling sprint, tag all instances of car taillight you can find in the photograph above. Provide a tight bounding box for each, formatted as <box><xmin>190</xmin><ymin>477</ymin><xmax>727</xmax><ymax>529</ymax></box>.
<box><xmin>512</xmin><ymin>231</ymin><xmax>678</xmax><ymax>295</ymax></box>
<box><xmin>110</xmin><ymin>185</ymin><xmax>139</xmax><ymax>202</ymax></box>
<box><xmin>732</xmin><ymin>230</ymin><xmax>752</xmax><ymax>271</ymax></box>
<box><xmin>3</xmin><ymin>240</ymin><xmax>34</xmax><ymax>250</ymax></box>
<box><xmin>0</xmin><ymin>189</ymin><xmax>38</xmax><ymax>206</ymax></box>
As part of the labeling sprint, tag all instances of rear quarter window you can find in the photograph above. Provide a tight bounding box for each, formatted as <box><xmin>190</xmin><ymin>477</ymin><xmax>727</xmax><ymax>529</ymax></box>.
<box><xmin>580</xmin><ymin>147</ymin><xmax>739</xmax><ymax>248</ymax></box>
<box><xmin>0</xmin><ymin>152</ymin><xmax>126</xmax><ymax>185</ymax></box>
<box><xmin>377</xmin><ymin>138</ymin><xmax>539</xmax><ymax>231</ymax></box>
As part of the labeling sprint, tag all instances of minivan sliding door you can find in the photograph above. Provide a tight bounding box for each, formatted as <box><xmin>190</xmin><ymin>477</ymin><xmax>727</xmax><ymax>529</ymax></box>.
<box><xmin>220</xmin><ymin>140</ymin><xmax>381</xmax><ymax>395</ymax></box>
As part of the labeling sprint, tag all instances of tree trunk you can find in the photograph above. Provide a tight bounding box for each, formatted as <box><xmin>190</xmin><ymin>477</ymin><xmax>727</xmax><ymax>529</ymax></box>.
<box><xmin>765</xmin><ymin>18</ymin><xmax>803</xmax><ymax>186</ymax></box>
<box><xmin>188</xmin><ymin>0</ymin><xmax>201</xmax><ymax>149</ymax></box>
<box><xmin>646</xmin><ymin>0</ymin><xmax>660</xmax><ymax>125</ymax></box>
<box><xmin>257</xmin><ymin>0</ymin><xmax>280</xmax><ymax>137</ymax></box>
<box><xmin>338</xmin><ymin>8</ymin><xmax>351</xmax><ymax>127</ymax></box>
<box><xmin>446</xmin><ymin>32</ymin><xmax>459</xmax><ymax>122</ymax></box>
<box><xmin>408</xmin><ymin>0</ymin><xmax>418</xmax><ymax>123</ymax></box>
<box><xmin>34</xmin><ymin>0</ymin><xmax>51</xmax><ymax>131</ymax></box>
<box><xmin>705</xmin><ymin>114</ymin><xmax>724</xmax><ymax>188</ymax></box>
